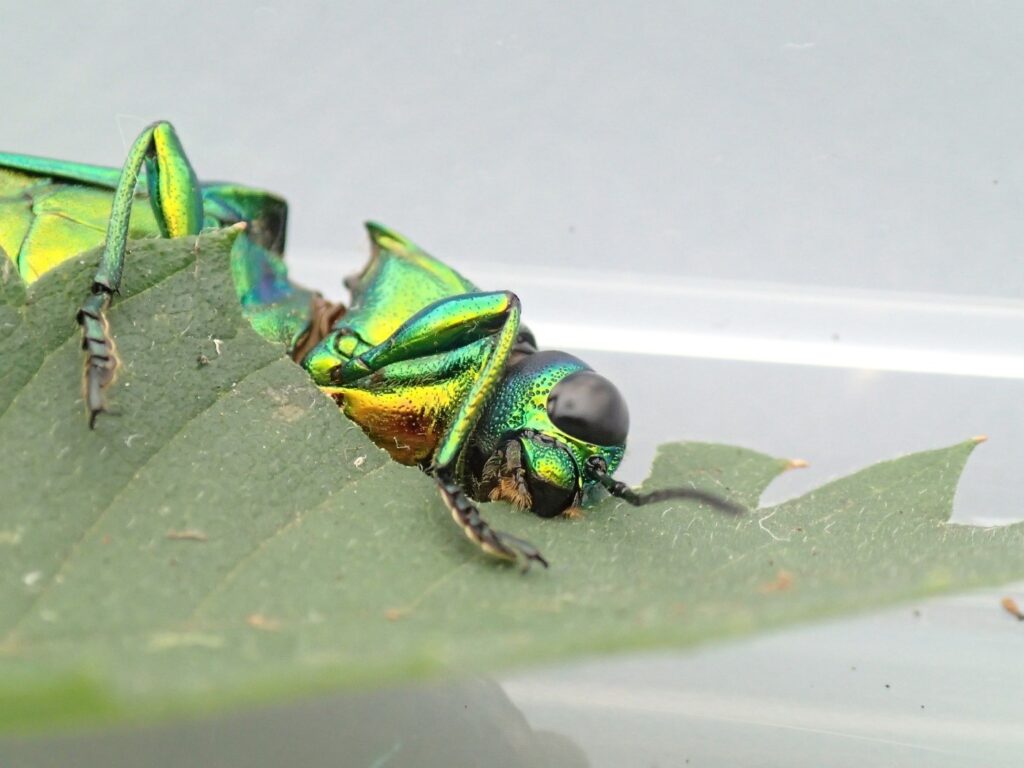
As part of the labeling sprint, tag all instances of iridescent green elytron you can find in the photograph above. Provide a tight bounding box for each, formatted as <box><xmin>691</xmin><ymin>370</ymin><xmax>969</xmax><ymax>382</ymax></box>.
<box><xmin>0</xmin><ymin>121</ymin><xmax>741</xmax><ymax>567</ymax></box>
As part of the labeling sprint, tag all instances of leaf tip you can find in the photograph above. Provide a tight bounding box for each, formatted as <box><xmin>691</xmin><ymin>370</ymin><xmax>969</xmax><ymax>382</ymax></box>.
<box><xmin>784</xmin><ymin>458</ymin><xmax>809</xmax><ymax>471</ymax></box>
<box><xmin>1001</xmin><ymin>596</ymin><xmax>1024</xmax><ymax>621</ymax></box>
<box><xmin>971</xmin><ymin>434</ymin><xmax>989</xmax><ymax>445</ymax></box>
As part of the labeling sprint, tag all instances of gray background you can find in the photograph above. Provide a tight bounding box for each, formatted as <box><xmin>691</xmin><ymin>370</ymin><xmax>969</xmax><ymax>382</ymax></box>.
<box><xmin>3</xmin><ymin>1</ymin><xmax>1024</xmax><ymax>766</ymax></box>
<box><xmin>4</xmin><ymin>1</ymin><xmax>1023</xmax><ymax>296</ymax></box>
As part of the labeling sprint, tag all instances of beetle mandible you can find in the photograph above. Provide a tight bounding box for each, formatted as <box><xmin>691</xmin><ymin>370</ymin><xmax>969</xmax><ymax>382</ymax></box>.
<box><xmin>0</xmin><ymin>121</ymin><xmax>742</xmax><ymax>567</ymax></box>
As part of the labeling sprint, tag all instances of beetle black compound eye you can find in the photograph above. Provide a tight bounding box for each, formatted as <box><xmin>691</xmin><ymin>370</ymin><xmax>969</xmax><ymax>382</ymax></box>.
<box><xmin>546</xmin><ymin>370</ymin><xmax>629</xmax><ymax>446</ymax></box>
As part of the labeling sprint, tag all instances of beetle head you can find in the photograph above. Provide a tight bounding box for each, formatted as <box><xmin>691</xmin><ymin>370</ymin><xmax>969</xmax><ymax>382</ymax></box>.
<box><xmin>469</xmin><ymin>350</ymin><xmax>629</xmax><ymax>517</ymax></box>
<box><xmin>470</xmin><ymin>349</ymin><xmax>745</xmax><ymax>518</ymax></box>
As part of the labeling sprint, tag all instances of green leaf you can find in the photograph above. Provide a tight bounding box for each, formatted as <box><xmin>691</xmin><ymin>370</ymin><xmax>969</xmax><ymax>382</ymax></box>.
<box><xmin>1</xmin><ymin>231</ymin><xmax>1021</xmax><ymax>733</ymax></box>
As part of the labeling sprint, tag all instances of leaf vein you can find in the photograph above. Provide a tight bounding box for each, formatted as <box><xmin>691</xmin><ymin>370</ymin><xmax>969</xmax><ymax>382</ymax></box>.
<box><xmin>185</xmin><ymin>460</ymin><xmax>396</xmax><ymax>625</ymax></box>
<box><xmin>0</xmin><ymin>346</ymin><xmax>281</xmax><ymax>642</ymax></box>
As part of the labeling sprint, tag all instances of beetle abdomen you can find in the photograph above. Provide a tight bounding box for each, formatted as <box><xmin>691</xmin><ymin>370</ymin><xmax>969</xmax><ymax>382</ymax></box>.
<box><xmin>0</xmin><ymin>168</ymin><xmax>160</xmax><ymax>282</ymax></box>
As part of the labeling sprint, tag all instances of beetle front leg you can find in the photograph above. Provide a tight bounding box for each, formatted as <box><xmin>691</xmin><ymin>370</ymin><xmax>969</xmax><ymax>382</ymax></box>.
<box><xmin>325</xmin><ymin>290</ymin><xmax>550</xmax><ymax>565</ymax></box>
<box><xmin>79</xmin><ymin>121</ymin><xmax>203</xmax><ymax>426</ymax></box>
<box><xmin>332</xmin><ymin>290</ymin><xmax>522</xmax><ymax>471</ymax></box>
<box><xmin>436</xmin><ymin>474</ymin><xmax>548</xmax><ymax>570</ymax></box>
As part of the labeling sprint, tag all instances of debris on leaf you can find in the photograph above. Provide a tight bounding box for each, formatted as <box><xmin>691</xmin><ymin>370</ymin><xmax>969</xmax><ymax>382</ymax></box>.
<box><xmin>758</xmin><ymin>569</ymin><xmax>795</xmax><ymax>594</ymax></box>
<box><xmin>166</xmin><ymin>529</ymin><xmax>208</xmax><ymax>542</ymax></box>
<box><xmin>246</xmin><ymin>613</ymin><xmax>281</xmax><ymax>632</ymax></box>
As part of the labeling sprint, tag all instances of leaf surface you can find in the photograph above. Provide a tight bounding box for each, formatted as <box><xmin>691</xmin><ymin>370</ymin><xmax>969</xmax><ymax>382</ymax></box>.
<box><xmin>1</xmin><ymin>232</ymin><xmax>1020</xmax><ymax>732</ymax></box>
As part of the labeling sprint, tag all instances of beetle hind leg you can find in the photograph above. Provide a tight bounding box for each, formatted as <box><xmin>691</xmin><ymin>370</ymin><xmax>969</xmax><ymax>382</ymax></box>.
<box><xmin>78</xmin><ymin>289</ymin><xmax>119</xmax><ymax>427</ymax></box>
<box><xmin>79</xmin><ymin>121</ymin><xmax>203</xmax><ymax>428</ymax></box>
<box><xmin>436</xmin><ymin>475</ymin><xmax>547</xmax><ymax>570</ymax></box>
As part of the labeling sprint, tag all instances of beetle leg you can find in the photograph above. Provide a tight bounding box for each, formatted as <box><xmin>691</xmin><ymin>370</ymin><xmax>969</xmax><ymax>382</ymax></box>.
<box><xmin>482</xmin><ymin>439</ymin><xmax>533</xmax><ymax>509</ymax></box>
<box><xmin>323</xmin><ymin>290</ymin><xmax>539</xmax><ymax>561</ymax></box>
<box><xmin>436</xmin><ymin>474</ymin><xmax>547</xmax><ymax>570</ymax></box>
<box><xmin>330</xmin><ymin>290</ymin><xmax>522</xmax><ymax>473</ymax></box>
<box><xmin>79</xmin><ymin>121</ymin><xmax>204</xmax><ymax>427</ymax></box>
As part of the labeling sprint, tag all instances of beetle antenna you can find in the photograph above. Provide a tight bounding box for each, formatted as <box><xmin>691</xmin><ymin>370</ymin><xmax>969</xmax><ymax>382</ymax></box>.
<box><xmin>585</xmin><ymin>457</ymin><xmax>746</xmax><ymax>515</ymax></box>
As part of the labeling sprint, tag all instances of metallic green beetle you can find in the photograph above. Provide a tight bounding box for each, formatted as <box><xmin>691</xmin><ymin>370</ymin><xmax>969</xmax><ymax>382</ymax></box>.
<box><xmin>1</xmin><ymin>121</ymin><xmax>741</xmax><ymax>567</ymax></box>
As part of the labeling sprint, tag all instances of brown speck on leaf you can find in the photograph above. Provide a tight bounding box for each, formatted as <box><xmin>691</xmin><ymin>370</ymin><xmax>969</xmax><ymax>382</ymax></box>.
<box><xmin>166</xmin><ymin>529</ymin><xmax>208</xmax><ymax>542</ymax></box>
<box><xmin>197</xmin><ymin>354</ymin><xmax>210</xmax><ymax>367</ymax></box>
<box><xmin>758</xmin><ymin>569</ymin><xmax>794</xmax><ymax>594</ymax></box>
<box><xmin>384</xmin><ymin>608</ymin><xmax>404</xmax><ymax>621</ymax></box>
<box><xmin>1001</xmin><ymin>596</ymin><xmax>1024</xmax><ymax>621</ymax></box>
<box><xmin>101</xmin><ymin>534</ymin><xmax>112</xmax><ymax>546</ymax></box>
<box><xmin>246</xmin><ymin>613</ymin><xmax>281</xmax><ymax>631</ymax></box>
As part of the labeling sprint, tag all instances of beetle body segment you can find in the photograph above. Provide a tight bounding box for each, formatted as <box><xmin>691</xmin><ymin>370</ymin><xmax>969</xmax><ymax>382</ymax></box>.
<box><xmin>308</xmin><ymin>224</ymin><xmax>628</xmax><ymax>526</ymax></box>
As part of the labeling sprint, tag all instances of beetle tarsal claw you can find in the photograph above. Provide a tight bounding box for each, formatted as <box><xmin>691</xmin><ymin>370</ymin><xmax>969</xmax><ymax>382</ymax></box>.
<box><xmin>78</xmin><ymin>288</ymin><xmax>119</xmax><ymax>429</ymax></box>
<box><xmin>493</xmin><ymin>531</ymin><xmax>549</xmax><ymax>571</ymax></box>
<box><xmin>437</xmin><ymin>475</ymin><xmax>547</xmax><ymax>568</ymax></box>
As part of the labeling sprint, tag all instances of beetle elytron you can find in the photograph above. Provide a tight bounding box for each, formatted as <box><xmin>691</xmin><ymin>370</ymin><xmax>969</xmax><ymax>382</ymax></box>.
<box><xmin>0</xmin><ymin>121</ymin><xmax>741</xmax><ymax>567</ymax></box>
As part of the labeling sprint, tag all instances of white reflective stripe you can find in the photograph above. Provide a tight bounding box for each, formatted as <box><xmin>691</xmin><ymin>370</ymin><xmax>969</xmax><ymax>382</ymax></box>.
<box><xmin>531</xmin><ymin>322</ymin><xmax>1024</xmax><ymax>380</ymax></box>
<box><xmin>289</xmin><ymin>253</ymin><xmax>1024</xmax><ymax>380</ymax></box>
